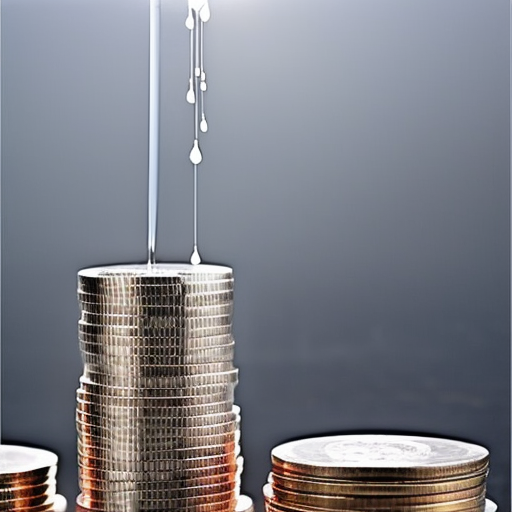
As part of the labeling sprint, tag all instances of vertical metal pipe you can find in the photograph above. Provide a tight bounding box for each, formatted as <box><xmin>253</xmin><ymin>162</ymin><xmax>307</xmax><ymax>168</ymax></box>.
<box><xmin>147</xmin><ymin>0</ymin><xmax>161</xmax><ymax>267</ymax></box>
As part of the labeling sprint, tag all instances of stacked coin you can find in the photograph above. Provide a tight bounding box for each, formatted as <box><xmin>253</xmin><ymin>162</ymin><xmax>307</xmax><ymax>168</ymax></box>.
<box><xmin>0</xmin><ymin>445</ymin><xmax>59</xmax><ymax>512</ymax></box>
<box><xmin>265</xmin><ymin>435</ymin><xmax>491</xmax><ymax>512</ymax></box>
<box><xmin>76</xmin><ymin>264</ymin><xmax>243</xmax><ymax>512</ymax></box>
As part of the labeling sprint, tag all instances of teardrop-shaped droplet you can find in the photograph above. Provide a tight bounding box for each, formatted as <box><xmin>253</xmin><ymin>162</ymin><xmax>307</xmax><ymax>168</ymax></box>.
<box><xmin>190</xmin><ymin>139</ymin><xmax>203</xmax><ymax>164</ymax></box>
<box><xmin>200</xmin><ymin>2</ymin><xmax>211</xmax><ymax>22</ymax></box>
<box><xmin>186</xmin><ymin>81</ymin><xmax>196</xmax><ymax>104</ymax></box>
<box><xmin>190</xmin><ymin>247</ymin><xmax>202</xmax><ymax>265</ymax></box>
<box><xmin>185</xmin><ymin>9</ymin><xmax>195</xmax><ymax>30</ymax></box>
<box><xmin>200</xmin><ymin>116</ymin><xmax>208</xmax><ymax>133</ymax></box>
<box><xmin>200</xmin><ymin>80</ymin><xmax>207</xmax><ymax>92</ymax></box>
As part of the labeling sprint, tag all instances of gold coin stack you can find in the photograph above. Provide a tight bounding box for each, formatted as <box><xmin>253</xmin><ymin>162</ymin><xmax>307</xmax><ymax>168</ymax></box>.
<box><xmin>75</xmin><ymin>264</ymin><xmax>245</xmax><ymax>512</ymax></box>
<box><xmin>0</xmin><ymin>445</ymin><xmax>59</xmax><ymax>512</ymax></box>
<box><xmin>265</xmin><ymin>435</ymin><xmax>491</xmax><ymax>512</ymax></box>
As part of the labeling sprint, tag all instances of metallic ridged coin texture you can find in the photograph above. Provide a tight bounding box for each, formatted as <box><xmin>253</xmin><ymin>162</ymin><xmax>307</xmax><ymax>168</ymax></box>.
<box><xmin>75</xmin><ymin>264</ymin><xmax>243</xmax><ymax>512</ymax></box>
<box><xmin>266</xmin><ymin>435</ymin><xmax>490</xmax><ymax>512</ymax></box>
<box><xmin>0</xmin><ymin>446</ymin><xmax>60</xmax><ymax>512</ymax></box>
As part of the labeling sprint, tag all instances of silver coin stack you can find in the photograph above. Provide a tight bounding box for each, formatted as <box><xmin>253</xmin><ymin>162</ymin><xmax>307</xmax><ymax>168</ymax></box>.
<box><xmin>75</xmin><ymin>263</ymin><xmax>244</xmax><ymax>512</ymax></box>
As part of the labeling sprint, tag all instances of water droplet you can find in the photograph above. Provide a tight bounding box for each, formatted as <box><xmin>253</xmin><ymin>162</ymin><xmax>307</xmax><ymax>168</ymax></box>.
<box><xmin>186</xmin><ymin>81</ymin><xmax>195</xmax><ymax>104</ymax></box>
<box><xmin>190</xmin><ymin>247</ymin><xmax>202</xmax><ymax>265</ymax></box>
<box><xmin>200</xmin><ymin>80</ymin><xmax>207</xmax><ymax>92</ymax></box>
<box><xmin>189</xmin><ymin>139</ymin><xmax>203</xmax><ymax>164</ymax></box>
<box><xmin>201</xmin><ymin>71</ymin><xmax>206</xmax><ymax>82</ymax></box>
<box><xmin>200</xmin><ymin>2</ymin><xmax>211</xmax><ymax>22</ymax></box>
<box><xmin>185</xmin><ymin>11</ymin><xmax>195</xmax><ymax>30</ymax></box>
<box><xmin>200</xmin><ymin>116</ymin><xmax>208</xmax><ymax>133</ymax></box>
<box><xmin>195</xmin><ymin>67</ymin><xmax>201</xmax><ymax>78</ymax></box>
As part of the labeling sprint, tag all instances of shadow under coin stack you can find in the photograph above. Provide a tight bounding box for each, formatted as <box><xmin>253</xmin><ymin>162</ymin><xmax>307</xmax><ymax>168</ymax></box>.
<box><xmin>265</xmin><ymin>435</ymin><xmax>495</xmax><ymax>512</ymax></box>
<box><xmin>0</xmin><ymin>445</ymin><xmax>65</xmax><ymax>512</ymax></box>
<box><xmin>75</xmin><ymin>264</ymin><xmax>248</xmax><ymax>512</ymax></box>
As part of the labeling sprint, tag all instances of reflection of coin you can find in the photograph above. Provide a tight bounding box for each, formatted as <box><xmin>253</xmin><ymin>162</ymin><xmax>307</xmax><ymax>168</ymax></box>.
<box><xmin>271</xmin><ymin>435</ymin><xmax>489</xmax><ymax>480</ymax></box>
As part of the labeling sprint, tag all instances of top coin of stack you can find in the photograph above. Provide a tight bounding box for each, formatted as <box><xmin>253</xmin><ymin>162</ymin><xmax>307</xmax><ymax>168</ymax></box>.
<box><xmin>265</xmin><ymin>435</ymin><xmax>490</xmax><ymax>512</ymax></box>
<box><xmin>0</xmin><ymin>445</ymin><xmax>60</xmax><ymax>512</ymax></box>
<box><xmin>76</xmin><ymin>264</ymin><xmax>242</xmax><ymax>512</ymax></box>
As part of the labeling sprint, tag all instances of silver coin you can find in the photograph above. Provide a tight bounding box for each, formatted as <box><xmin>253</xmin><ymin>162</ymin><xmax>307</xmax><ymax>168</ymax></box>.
<box><xmin>78</xmin><ymin>287</ymin><xmax>234</xmax><ymax>301</ymax></box>
<box><xmin>271</xmin><ymin>435</ymin><xmax>489</xmax><ymax>480</ymax></box>
<box><xmin>78</xmin><ymin>376</ymin><xmax>238</xmax><ymax>396</ymax></box>
<box><xmin>78</xmin><ymin>321</ymin><xmax>233</xmax><ymax>338</ymax></box>
<box><xmin>0</xmin><ymin>447</ymin><xmax>58</xmax><ymax>477</ymax></box>
<box><xmin>79</xmin><ymin>339</ymin><xmax>235</xmax><ymax>356</ymax></box>
<box><xmin>76</xmin><ymin>410</ymin><xmax>236</xmax><ymax>428</ymax></box>
<box><xmin>78</xmin><ymin>329</ymin><xmax>234</xmax><ymax>347</ymax></box>
<box><xmin>236</xmin><ymin>495</ymin><xmax>254</xmax><ymax>512</ymax></box>
<box><xmin>79</xmin><ymin>347</ymin><xmax>235</xmax><ymax>366</ymax></box>
<box><xmin>77</xmin><ymin>431</ymin><xmax>237</xmax><ymax>450</ymax></box>
<box><xmin>76</xmin><ymin>387</ymin><xmax>234</xmax><ymax>405</ymax></box>
<box><xmin>76</xmin><ymin>398</ymin><xmax>234</xmax><ymax>416</ymax></box>
<box><xmin>81</xmin><ymin>369</ymin><xmax>238</xmax><ymax>387</ymax></box>
<box><xmin>79</xmin><ymin>321</ymin><xmax>232</xmax><ymax>338</ymax></box>
<box><xmin>80</xmin><ymin>310</ymin><xmax>232</xmax><ymax>326</ymax></box>
<box><xmin>78</xmin><ymin>263</ymin><xmax>233</xmax><ymax>280</ymax></box>
<box><xmin>77</xmin><ymin>442</ymin><xmax>236</xmax><ymax>461</ymax></box>
<box><xmin>83</xmin><ymin>361</ymin><xmax>235</xmax><ymax>378</ymax></box>
<box><xmin>79</xmin><ymin>303</ymin><xmax>234</xmax><ymax>319</ymax></box>
<box><xmin>80</xmin><ymin>474</ymin><xmax>237</xmax><ymax>492</ymax></box>
<box><xmin>78</xmin><ymin>280</ymin><xmax>234</xmax><ymax>298</ymax></box>
<box><xmin>79</xmin><ymin>495</ymin><xmax>235</xmax><ymax>512</ymax></box>
<box><xmin>82</xmin><ymin>485</ymin><xmax>236</xmax><ymax>502</ymax></box>
<box><xmin>76</xmin><ymin>394</ymin><xmax>234</xmax><ymax>410</ymax></box>
<box><xmin>76</xmin><ymin>421</ymin><xmax>237</xmax><ymax>439</ymax></box>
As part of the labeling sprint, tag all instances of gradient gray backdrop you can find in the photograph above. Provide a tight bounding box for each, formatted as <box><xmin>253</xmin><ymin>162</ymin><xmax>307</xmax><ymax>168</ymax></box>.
<box><xmin>1</xmin><ymin>0</ymin><xmax>510</xmax><ymax>509</ymax></box>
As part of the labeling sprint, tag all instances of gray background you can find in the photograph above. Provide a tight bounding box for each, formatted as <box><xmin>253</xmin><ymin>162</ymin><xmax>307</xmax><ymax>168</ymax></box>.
<box><xmin>1</xmin><ymin>0</ymin><xmax>510</xmax><ymax>509</ymax></box>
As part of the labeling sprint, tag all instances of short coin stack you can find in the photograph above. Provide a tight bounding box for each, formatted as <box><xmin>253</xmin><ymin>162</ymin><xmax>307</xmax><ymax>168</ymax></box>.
<box><xmin>0</xmin><ymin>445</ymin><xmax>59</xmax><ymax>512</ymax></box>
<box><xmin>265</xmin><ymin>435</ymin><xmax>490</xmax><ymax>512</ymax></box>
<box><xmin>75</xmin><ymin>264</ymin><xmax>244</xmax><ymax>512</ymax></box>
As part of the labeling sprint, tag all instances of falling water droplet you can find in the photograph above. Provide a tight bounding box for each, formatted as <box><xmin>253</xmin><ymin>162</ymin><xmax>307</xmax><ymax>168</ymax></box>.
<box><xmin>189</xmin><ymin>139</ymin><xmax>203</xmax><ymax>164</ymax></box>
<box><xmin>200</xmin><ymin>80</ymin><xmax>207</xmax><ymax>92</ymax></box>
<box><xmin>190</xmin><ymin>247</ymin><xmax>202</xmax><ymax>265</ymax></box>
<box><xmin>185</xmin><ymin>10</ymin><xmax>195</xmax><ymax>30</ymax></box>
<box><xmin>195</xmin><ymin>67</ymin><xmax>201</xmax><ymax>78</ymax></box>
<box><xmin>200</xmin><ymin>115</ymin><xmax>208</xmax><ymax>133</ymax></box>
<box><xmin>186</xmin><ymin>80</ymin><xmax>195</xmax><ymax>104</ymax></box>
<box><xmin>200</xmin><ymin>2</ymin><xmax>211</xmax><ymax>22</ymax></box>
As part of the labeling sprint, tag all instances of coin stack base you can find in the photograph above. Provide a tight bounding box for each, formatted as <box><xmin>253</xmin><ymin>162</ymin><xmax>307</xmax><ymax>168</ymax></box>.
<box><xmin>266</xmin><ymin>435</ymin><xmax>491</xmax><ymax>512</ymax></box>
<box><xmin>76</xmin><ymin>264</ymin><xmax>243</xmax><ymax>512</ymax></box>
<box><xmin>0</xmin><ymin>445</ymin><xmax>62</xmax><ymax>512</ymax></box>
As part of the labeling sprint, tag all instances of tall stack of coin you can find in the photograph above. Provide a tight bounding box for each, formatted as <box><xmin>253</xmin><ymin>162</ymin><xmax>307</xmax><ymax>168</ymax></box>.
<box><xmin>265</xmin><ymin>435</ymin><xmax>492</xmax><ymax>512</ymax></box>
<box><xmin>0</xmin><ymin>445</ymin><xmax>60</xmax><ymax>512</ymax></box>
<box><xmin>75</xmin><ymin>264</ymin><xmax>244</xmax><ymax>512</ymax></box>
